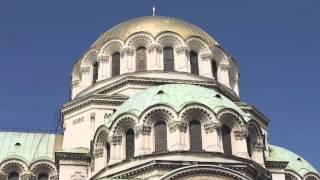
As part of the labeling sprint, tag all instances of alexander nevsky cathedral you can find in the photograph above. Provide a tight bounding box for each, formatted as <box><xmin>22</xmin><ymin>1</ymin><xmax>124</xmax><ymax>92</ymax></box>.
<box><xmin>0</xmin><ymin>15</ymin><xmax>318</xmax><ymax>180</ymax></box>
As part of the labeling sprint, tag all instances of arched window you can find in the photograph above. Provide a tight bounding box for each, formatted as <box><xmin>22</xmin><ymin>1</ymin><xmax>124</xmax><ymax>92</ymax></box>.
<box><xmin>93</xmin><ymin>62</ymin><xmax>99</xmax><ymax>83</ymax></box>
<box><xmin>106</xmin><ymin>143</ymin><xmax>110</xmax><ymax>164</ymax></box>
<box><xmin>163</xmin><ymin>47</ymin><xmax>174</xmax><ymax>71</ymax></box>
<box><xmin>211</xmin><ymin>60</ymin><xmax>217</xmax><ymax>79</ymax></box>
<box><xmin>221</xmin><ymin>125</ymin><xmax>232</xmax><ymax>155</ymax></box>
<box><xmin>189</xmin><ymin>120</ymin><xmax>202</xmax><ymax>151</ymax></box>
<box><xmin>190</xmin><ymin>51</ymin><xmax>199</xmax><ymax>75</ymax></box>
<box><xmin>154</xmin><ymin>121</ymin><xmax>167</xmax><ymax>153</ymax></box>
<box><xmin>38</xmin><ymin>173</ymin><xmax>49</xmax><ymax>180</ymax></box>
<box><xmin>125</xmin><ymin>129</ymin><xmax>135</xmax><ymax>160</ymax></box>
<box><xmin>8</xmin><ymin>172</ymin><xmax>19</xmax><ymax>180</ymax></box>
<box><xmin>112</xmin><ymin>52</ymin><xmax>120</xmax><ymax>77</ymax></box>
<box><xmin>136</xmin><ymin>47</ymin><xmax>147</xmax><ymax>71</ymax></box>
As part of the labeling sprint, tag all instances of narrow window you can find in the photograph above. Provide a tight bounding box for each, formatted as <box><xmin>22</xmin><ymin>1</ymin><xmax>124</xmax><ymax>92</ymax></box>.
<box><xmin>93</xmin><ymin>62</ymin><xmax>99</xmax><ymax>83</ymax></box>
<box><xmin>163</xmin><ymin>47</ymin><xmax>174</xmax><ymax>71</ymax></box>
<box><xmin>155</xmin><ymin>121</ymin><xmax>167</xmax><ymax>153</ymax></box>
<box><xmin>189</xmin><ymin>120</ymin><xmax>202</xmax><ymax>151</ymax></box>
<box><xmin>8</xmin><ymin>172</ymin><xmax>19</xmax><ymax>180</ymax></box>
<box><xmin>190</xmin><ymin>51</ymin><xmax>199</xmax><ymax>75</ymax></box>
<box><xmin>221</xmin><ymin>125</ymin><xmax>232</xmax><ymax>155</ymax></box>
<box><xmin>106</xmin><ymin>143</ymin><xmax>110</xmax><ymax>164</ymax></box>
<box><xmin>125</xmin><ymin>129</ymin><xmax>135</xmax><ymax>160</ymax></box>
<box><xmin>211</xmin><ymin>60</ymin><xmax>217</xmax><ymax>79</ymax></box>
<box><xmin>112</xmin><ymin>52</ymin><xmax>120</xmax><ymax>77</ymax></box>
<box><xmin>38</xmin><ymin>173</ymin><xmax>49</xmax><ymax>180</ymax></box>
<box><xmin>136</xmin><ymin>47</ymin><xmax>147</xmax><ymax>71</ymax></box>
<box><xmin>246</xmin><ymin>135</ymin><xmax>253</xmax><ymax>157</ymax></box>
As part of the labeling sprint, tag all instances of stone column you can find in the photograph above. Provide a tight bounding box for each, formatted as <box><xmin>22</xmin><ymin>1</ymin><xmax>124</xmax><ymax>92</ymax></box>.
<box><xmin>199</xmin><ymin>53</ymin><xmax>214</xmax><ymax>78</ymax></box>
<box><xmin>252</xmin><ymin>140</ymin><xmax>265</xmax><ymax>167</ymax></box>
<box><xmin>233</xmin><ymin>130</ymin><xmax>249</xmax><ymax>159</ymax></box>
<box><xmin>108</xmin><ymin>135</ymin><xmax>123</xmax><ymax>165</ymax></box>
<box><xmin>168</xmin><ymin>121</ymin><xmax>188</xmax><ymax>151</ymax></box>
<box><xmin>120</xmin><ymin>47</ymin><xmax>135</xmax><ymax>74</ymax></box>
<box><xmin>204</xmin><ymin>122</ymin><xmax>223</xmax><ymax>152</ymax></box>
<box><xmin>135</xmin><ymin>126</ymin><xmax>152</xmax><ymax>156</ymax></box>
<box><xmin>148</xmin><ymin>43</ymin><xmax>162</xmax><ymax>70</ymax></box>
<box><xmin>175</xmin><ymin>46</ymin><xmax>190</xmax><ymax>73</ymax></box>
<box><xmin>218</xmin><ymin>59</ymin><xmax>231</xmax><ymax>88</ymax></box>
<box><xmin>97</xmin><ymin>55</ymin><xmax>109</xmax><ymax>81</ymax></box>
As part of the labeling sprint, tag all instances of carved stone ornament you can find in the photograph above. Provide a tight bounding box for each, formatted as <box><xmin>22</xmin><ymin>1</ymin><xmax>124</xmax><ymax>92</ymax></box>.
<box><xmin>169</xmin><ymin>121</ymin><xmax>187</xmax><ymax>133</ymax></box>
<box><xmin>49</xmin><ymin>175</ymin><xmax>59</xmax><ymax>180</ymax></box>
<box><xmin>97</xmin><ymin>55</ymin><xmax>109</xmax><ymax>63</ymax></box>
<box><xmin>108</xmin><ymin>136</ymin><xmax>122</xmax><ymax>145</ymax></box>
<box><xmin>72</xmin><ymin>80</ymin><xmax>80</xmax><ymax>88</ymax></box>
<box><xmin>80</xmin><ymin>67</ymin><xmax>91</xmax><ymax>74</ymax></box>
<box><xmin>148</xmin><ymin>43</ymin><xmax>162</xmax><ymax>53</ymax></box>
<box><xmin>234</xmin><ymin>130</ymin><xmax>248</xmax><ymax>140</ymax></box>
<box><xmin>120</xmin><ymin>47</ymin><xmax>134</xmax><ymax>56</ymax></box>
<box><xmin>204</xmin><ymin>122</ymin><xmax>221</xmax><ymax>133</ymax></box>
<box><xmin>135</xmin><ymin>126</ymin><xmax>152</xmax><ymax>136</ymax></box>
<box><xmin>175</xmin><ymin>46</ymin><xmax>190</xmax><ymax>55</ymax></box>
<box><xmin>254</xmin><ymin>141</ymin><xmax>264</xmax><ymax>152</ymax></box>
<box><xmin>71</xmin><ymin>172</ymin><xmax>86</xmax><ymax>180</ymax></box>
<box><xmin>200</xmin><ymin>53</ymin><xmax>213</xmax><ymax>60</ymax></box>
<box><xmin>0</xmin><ymin>172</ymin><xmax>6</xmax><ymax>180</ymax></box>
<box><xmin>21</xmin><ymin>173</ymin><xmax>36</xmax><ymax>180</ymax></box>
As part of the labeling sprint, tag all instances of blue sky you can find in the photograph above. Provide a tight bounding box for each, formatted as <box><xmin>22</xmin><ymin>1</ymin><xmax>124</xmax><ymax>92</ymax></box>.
<box><xmin>0</xmin><ymin>0</ymin><xmax>319</xmax><ymax>170</ymax></box>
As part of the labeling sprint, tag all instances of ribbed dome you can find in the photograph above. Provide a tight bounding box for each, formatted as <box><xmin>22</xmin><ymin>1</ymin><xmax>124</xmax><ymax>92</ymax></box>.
<box><xmin>91</xmin><ymin>16</ymin><xmax>218</xmax><ymax>49</ymax></box>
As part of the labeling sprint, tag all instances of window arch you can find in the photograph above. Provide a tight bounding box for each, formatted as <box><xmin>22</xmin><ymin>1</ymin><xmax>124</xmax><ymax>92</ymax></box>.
<box><xmin>112</xmin><ymin>52</ymin><xmax>120</xmax><ymax>77</ymax></box>
<box><xmin>154</xmin><ymin>121</ymin><xmax>167</xmax><ymax>153</ymax></box>
<box><xmin>190</xmin><ymin>51</ymin><xmax>199</xmax><ymax>75</ymax></box>
<box><xmin>246</xmin><ymin>135</ymin><xmax>253</xmax><ymax>158</ymax></box>
<box><xmin>136</xmin><ymin>47</ymin><xmax>147</xmax><ymax>71</ymax></box>
<box><xmin>125</xmin><ymin>129</ymin><xmax>135</xmax><ymax>160</ymax></box>
<box><xmin>163</xmin><ymin>47</ymin><xmax>174</xmax><ymax>71</ymax></box>
<box><xmin>221</xmin><ymin>125</ymin><xmax>232</xmax><ymax>155</ymax></box>
<box><xmin>211</xmin><ymin>60</ymin><xmax>217</xmax><ymax>79</ymax></box>
<box><xmin>93</xmin><ymin>62</ymin><xmax>99</xmax><ymax>83</ymax></box>
<box><xmin>38</xmin><ymin>173</ymin><xmax>49</xmax><ymax>180</ymax></box>
<box><xmin>8</xmin><ymin>172</ymin><xmax>19</xmax><ymax>180</ymax></box>
<box><xmin>189</xmin><ymin>120</ymin><xmax>202</xmax><ymax>151</ymax></box>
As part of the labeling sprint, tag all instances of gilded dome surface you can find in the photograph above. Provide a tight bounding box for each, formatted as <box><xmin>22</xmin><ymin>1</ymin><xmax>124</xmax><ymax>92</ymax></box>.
<box><xmin>91</xmin><ymin>16</ymin><xmax>218</xmax><ymax>49</ymax></box>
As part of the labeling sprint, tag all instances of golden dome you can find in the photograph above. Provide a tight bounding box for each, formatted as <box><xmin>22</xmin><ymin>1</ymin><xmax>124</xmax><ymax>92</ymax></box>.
<box><xmin>91</xmin><ymin>16</ymin><xmax>218</xmax><ymax>48</ymax></box>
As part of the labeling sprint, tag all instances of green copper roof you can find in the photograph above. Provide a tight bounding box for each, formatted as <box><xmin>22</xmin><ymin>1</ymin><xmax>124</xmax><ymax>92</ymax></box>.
<box><xmin>107</xmin><ymin>84</ymin><xmax>251</xmax><ymax>127</ymax></box>
<box><xmin>268</xmin><ymin>145</ymin><xmax>319</xmax><ymax>177</ymax></box>
<box><xmin>0</xmin><ymin>132</ymin><xmax>58</xmax><ymax>164</ymax></box>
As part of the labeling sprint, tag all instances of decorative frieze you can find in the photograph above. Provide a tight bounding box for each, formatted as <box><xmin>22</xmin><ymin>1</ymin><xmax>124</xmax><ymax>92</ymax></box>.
<box><xmin>234</xmin><ymin>130</ymin><xmax>248</xmax><ymax>140</ymax></box>
<box><xmin>73</xmin><ymin>117</ymin><xmax>84</xmax><ymax>125</ymax></box>
<box><xmin>204</xmin><ymin>122</ymin><xmax>221</xmax><ymax>133</ymax></box>
<box><xmin>169</xmin><ymin>121</ymin><xmax>187</xmax><ymax>133</ymax></box>
<box><xmin>175</xmin><ymin>46</ymin><xmax>190</xmax><ymax>55</ymax></box>
<box><xmin>135</xmin><ymin>126</ymin><xmax>152</xmax><ymax>136</ymax></box>
<box><xmin>108</xmin><ymin>136</ymin><xmax>122</xmax><ymax>145</ymax></box>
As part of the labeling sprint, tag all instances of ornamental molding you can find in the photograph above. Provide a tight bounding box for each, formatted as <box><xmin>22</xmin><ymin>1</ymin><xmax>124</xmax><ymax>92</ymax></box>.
<box><xmin>142</xmin><ymin>107</ymin><xmax>175</xmax><ymax>127</ymax></box>
<box><xmin>200</xmin><ymin>53</ymin><xmax>213</xmax><ymax>60</ymax></box>
<box><xmin>49</xmin><ymin>175</ymin><xmax>59</xmax><ymax>180</ymax></box>
<box><xmin>97</xmin><ymin>55</ymin><xmax>109</xmax><ymax>63</ymax></box>
<box><xmin>234</xmin><ymin>130</ymin><xmax>248</xmax><ymax>140</ymax></box>
<box><xmin>0</xmin><ymin>159</ymin><xmax>27</xmax><ymax>174</ymax></box>
<box><xmin>204</xmin><ymin>122</ymin><xmax>221</xmax><ymax>133</ymax></box>
<box><xmin>265</xmin><ymin>161</ymin><xmax>289</xmax><ymax>169</ymax></box>
<box><xmin>108</xmin><ymin>136</ymin><xmax>122</xmax><ymax>145</ymax></box>
<box><xmin>180</xmin><ymin>105</ymin><xmax>213</xmax><ymax>124</ymax></box>
<box><xmin>21</xmin><ymin>173</ymin><xmax>36</xmax><ymax>180</ymax></box>
<box><xmin>73</xmin><ymin>117</ymin><xmax>84</xmax><ymax>125</ymax></box>
<box><xmin>220</xmin><ymin>59</ymin><xmax>230</xmax><ymax>70</ymax></box>
<box><xmin>175</xmin><ymin>46</ymin><xmax>190</xmax><ymax>55</ymax></box>
<box><xmin>169</xmin><ymin>121</ymin><xmax>187</xmax><ymax>133</ymax></box>
<box><xmin>72</xmin><ymin>80</ymin><xmax>80</xmax><ymax>88</ymax></box>
<box><xmin>94</xmin><ymin>148</ymin><xmax>104</xmax><ymax>158</ymax></box>
<box><xmin>126</xmin><ymin>34</ymin><xmax>153</xmax><ymax>49</ymax></box>
<box><xmin>30</xmin><ymin>161</ymin><xmax>57</xmax><ymax>176</ymax></box>
<box><xmin>135</xmin><ymin>126</ymin><xmax>152</xmax><ymax>136</ymax></box>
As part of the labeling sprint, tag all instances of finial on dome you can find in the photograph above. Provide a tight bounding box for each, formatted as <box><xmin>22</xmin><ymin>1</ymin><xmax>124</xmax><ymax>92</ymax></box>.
<box><xmin>152</xmin><ymin>0</ymin><xmax>156</xmax><ymax>16</ymax></box>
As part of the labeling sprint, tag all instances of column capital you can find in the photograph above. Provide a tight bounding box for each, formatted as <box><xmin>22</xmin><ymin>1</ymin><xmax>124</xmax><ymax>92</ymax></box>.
<box><xmin>234</xmin><ymin>130</ymin><xmax>248</xmax><ymax>140</ymax></box>
<box><xmin>108</xmin><ymin>136</ymin><xmax>122</xmax><ymax>145</ymax></box>
<box><xmin>204</xmin><ymin>122</ymin><xmax>221</xmax><ymax>133</ymax></box>
<box><xmin>120</xmin><ymin>47</ymin><xmax>135</xmax><ymax>56</ymax></box>
<box><xmin>220</xmin><ymin>59</ymin><xmax>230</xmax><ymax>70</ymax></box>
<box><xmin>80</xmin><ymin>66</ymin><xmax>91</xmax><ymax>74</ymax></box>
<box><xmin>135</xmin><ymin>126</ymin><xmax>152</xmax><ymax>136</ymax></box>
<box><xmin>175</xmin><ymin>46</ymin><xmax>190</xmax><ymax>55</ymax></box>
<box><xmin>21</xmin><ymin>173</ymin><xmax>36</xmax><ymax>180</ymax></box>
<box><xmin>169</xmin><ymin>121</ymin><xmax>187</xmax><ymax>133</ymax></box>
<box><xmin>200</xmin><ymin>53</ymin><xmax>213</xmax><ymax>60</ymax></box>
<box><xmin>148</xmin><ymin>43</ymin><xmax>162</xmax><ymax>53</ymax></box>
<box><xmin>49</xmin><ymin>175</ymin><xmax>59</xmax><ymax>180</ymax></box>
<box><xmin>97</xmin><ymin>55</ymin><xmax>109</xmax><ymax>63</ymax></box>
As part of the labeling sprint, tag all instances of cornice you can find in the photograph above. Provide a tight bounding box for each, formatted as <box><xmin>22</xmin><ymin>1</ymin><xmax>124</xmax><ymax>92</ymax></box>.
<box><xmin>265</xmin><ymin>161</ymin><xmax>289</xmax><ymax>169</ymax></box>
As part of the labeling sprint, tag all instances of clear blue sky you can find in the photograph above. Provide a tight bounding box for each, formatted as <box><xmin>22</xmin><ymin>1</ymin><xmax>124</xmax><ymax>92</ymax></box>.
<box><xmin>0</xmin><ymin>0</ymin><xmax>319</xmax><ymax>170</ymax></box>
